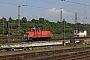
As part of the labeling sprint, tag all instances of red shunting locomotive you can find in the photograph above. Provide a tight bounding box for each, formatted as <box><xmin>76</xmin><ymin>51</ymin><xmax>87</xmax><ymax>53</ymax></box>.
<box><xmin>24</xmin><ymin>28</ymin><xmax>52</xmax><ymax>41</ymax></box>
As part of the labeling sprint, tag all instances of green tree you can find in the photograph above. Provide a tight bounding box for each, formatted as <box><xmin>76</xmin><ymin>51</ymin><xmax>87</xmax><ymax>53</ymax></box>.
<box><xmin>21</xmin><ymin>17</ymin><xmax>27</xmax><ymax>23</ymax></box>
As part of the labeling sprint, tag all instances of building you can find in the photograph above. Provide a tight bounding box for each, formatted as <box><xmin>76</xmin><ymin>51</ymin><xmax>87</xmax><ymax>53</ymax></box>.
<box><xmin>74</xmin><ymin>27</ymin><xmax>87</xmax><ymax>37</ymax></box>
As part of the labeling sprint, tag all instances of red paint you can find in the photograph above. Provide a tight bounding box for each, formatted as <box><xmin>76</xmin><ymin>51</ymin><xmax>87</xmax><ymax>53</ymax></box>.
<box><xmin>24</xmin><ymin>28</ymin><xmax>51</xmax><ymax>40</ymax></box>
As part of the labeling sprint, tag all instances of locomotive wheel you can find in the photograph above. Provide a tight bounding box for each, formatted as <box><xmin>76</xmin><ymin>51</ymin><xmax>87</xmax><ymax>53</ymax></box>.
<box><xmin>30</xmin><ymin>38</ymin><xmax>33</xmax><ymax>42</ymax></box>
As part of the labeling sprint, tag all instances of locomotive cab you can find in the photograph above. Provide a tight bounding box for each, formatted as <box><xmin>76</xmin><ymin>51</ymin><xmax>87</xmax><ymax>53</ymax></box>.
<box><xmin>31</xmin><ymin>27</ymin><xmax>41</xmax><ymax>32</ymax></box>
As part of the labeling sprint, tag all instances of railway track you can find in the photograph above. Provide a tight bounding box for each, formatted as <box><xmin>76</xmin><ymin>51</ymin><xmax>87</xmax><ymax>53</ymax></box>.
<box><xmin>0</xmin><ymin>46</ymin><xmax>90</xmax><ymax>60</ymax></box>
<box><xmin>56</xmin><ymin>50</ymin><xmax>90</xmax><ymax>60</ymax></box>
<box><xmin>0</xmin><ymin>35</ymin><xmax>89</xmax><ymax>51</ymax></box>
<box><xmin>0</xmin><ymin>36</ymin><xmax>8</xmax><ymax>44</ymax></box>
<box><xmin>0</xmin><ymin>35</ymin><xmax>90</xmax><ymax>44</ymax></box>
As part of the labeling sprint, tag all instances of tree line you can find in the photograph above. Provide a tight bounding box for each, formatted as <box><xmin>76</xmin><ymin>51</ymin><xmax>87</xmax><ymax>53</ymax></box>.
<box><xmin>0</xmin><ymin>17</ymin><xmax>90</xmax><ymax>38</ymax></box>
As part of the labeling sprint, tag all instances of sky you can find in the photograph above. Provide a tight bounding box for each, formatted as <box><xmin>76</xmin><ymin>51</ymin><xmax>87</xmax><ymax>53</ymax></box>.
<box><xmin>0</xmin><ymin>0</ymin><xmax>90</xmax><ymax>24</ymax></box>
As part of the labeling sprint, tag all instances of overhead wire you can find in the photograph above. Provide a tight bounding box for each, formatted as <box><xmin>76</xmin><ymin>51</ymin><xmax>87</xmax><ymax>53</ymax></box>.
<box><xmin>7</xmin><ymin>0</ymin><xmax>42</xmax><ymax>20</ymax></box>
<box><xmin>5</xmin><ymin>0</ymin><xmax>87</xmax><ymax>12</ymax></box>
<box><xmin>7</xmin><ymin>0</ymin><xmax>50</xmax><ymax>9</ymax></box>
<box><xmin>60</xmin><ymin>0</ymin><xmax>90</xmax><ymax>21</ymax></box>
<box><xmin>1</xmin><ymin>0</ymin><xmax>90</xmax><ymax>23</ymax></box>
<box><xmin>36</xmin><ymin>0</ymin><xmax>62</xmax><ymax>6</ymax></box>
<box><xmin>0</xmin><ymin>1</ymin><xmax>18</xmax><ymax>5</ymax></box>
<box><xmin>33</xmin><ymin>0</ymin><xmax>90</xmax><ymax>19</ymax></box>
<box><xmin>1</xmin><ymin>0</ymin><xmax>89</xmax><ymax>12</ymax></box>
<box><xmin>9</xmin><ymin>0</ymin><xmax>20</xmax><ymax>5</ymax></box>
<box><xmin>61</xmin><ymin>0</ymin><xmax>90</xmax><ymax>7</ymax></box>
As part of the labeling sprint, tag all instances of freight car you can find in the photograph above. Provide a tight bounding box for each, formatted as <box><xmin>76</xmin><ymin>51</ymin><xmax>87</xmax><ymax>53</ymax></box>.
<box><xmin>24</xmin><ymin>28</ymin><xmax>52</xmax><ymax>41</ymax></box>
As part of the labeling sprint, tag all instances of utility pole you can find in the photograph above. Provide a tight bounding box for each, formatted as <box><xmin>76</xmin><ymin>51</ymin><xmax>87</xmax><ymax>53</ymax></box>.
<box><xmin>63</xmin><ymin>19</ymin><xmax>65</xmax><ymax>46</ymax></box>
<box><xmin>75</xmin><ymin>12</ymin><xmax>77</xmax><ymax>29</ymax></box>
<box><xmin>60</xmin><ymin>0</ymin><xmax>65</xmax><ymax>46</ymax></box>
<box><xmin>83</xmin><ymin>20</ymin><xmax>84</xmax><ymax>25</ymax></box>
<box><xmin>60</xmin><ymin>8</ymin><xmax>65</xmax><ymax>46</ymax></box>
<box><xmin>60</xmin><ymin>8</ymin><xmax>62</xmax><ymax>37</ymax></box>
<box><xmin>6</xmin><ymin>21</ymin><xmax>10</xmax><ymax>46</ymax></box>
<box><xmin>60</xmin><ymin>8</ymin><xmax>62</xmax><ymax>22</ymax></box>
<box><xmin>18</xmin><ymin>5</ymin><xmax>20</xmax><ymax>36</ymax></box>
<box><xmin>17</xmin><ymin>5</ymin><xmax>27</xmax><ymax>37</ymax></box>
<box><xmin>3</xmin><ymin>18</ymin><xmax>4</xmax><ymax>35</ymax></box>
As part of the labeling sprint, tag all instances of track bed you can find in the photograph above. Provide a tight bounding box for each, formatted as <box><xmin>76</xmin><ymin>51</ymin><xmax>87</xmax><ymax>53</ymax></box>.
<box><xmin>0</xmin><ymin>46</ymin><xmax>90</xmax><ymax>60</ymax></box>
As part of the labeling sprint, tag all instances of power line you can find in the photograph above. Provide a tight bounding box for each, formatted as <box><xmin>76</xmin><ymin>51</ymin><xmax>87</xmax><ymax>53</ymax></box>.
<box><xmin>1</xmin><ymin>0</ymin><xmax>89</xmax><ymax>23</ymax></box>
<box><xmin>0</xmin><ymin>1</ymin><xmax>18</xmax><ymax>5</ymax></box>
<box><xmin>0</xmin><ymin>0</ymin><xmax>86</xmax><ymax>12</ymax></box>
<box><xmin>9</xmin><ymin>0</ymin><xmax>28</xmax><ymax>6</ymax></box>
<box><xmin>9</xmin><ymin>0</ymin><xmax>20</xmax><ymax>4</ymax></box>
<box><xmin>61</xmin><ymin>0</ymin><xmax>90</xmax><ymax>7</ymax></box>
<box><xmin>8</xmin><ymin>0</ymin><xmax>49</xmax><ymax>9</ymax></box>
<box><xmin>1</xmin><ymin>0</ymin><xmax>89</xmax><ymax>11</ymax></box>
<box><xmin>7</xmin><ymin>0</ymin><xmax>50</xmax><ymax>9</ymax></box>
<box><xmin>0</xmin><ymin>1</ymin><xmax>45</xmax><ymax>19</ymax></box>
<box><xmin>0</xmin><ymin>1</ymin><xmax>74</xmax><ymax>19</ymax></box>
<box><xmin>37</xmin><ymin>0</ymin><xmax>62</xmax><ymax>5</ymax></box>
